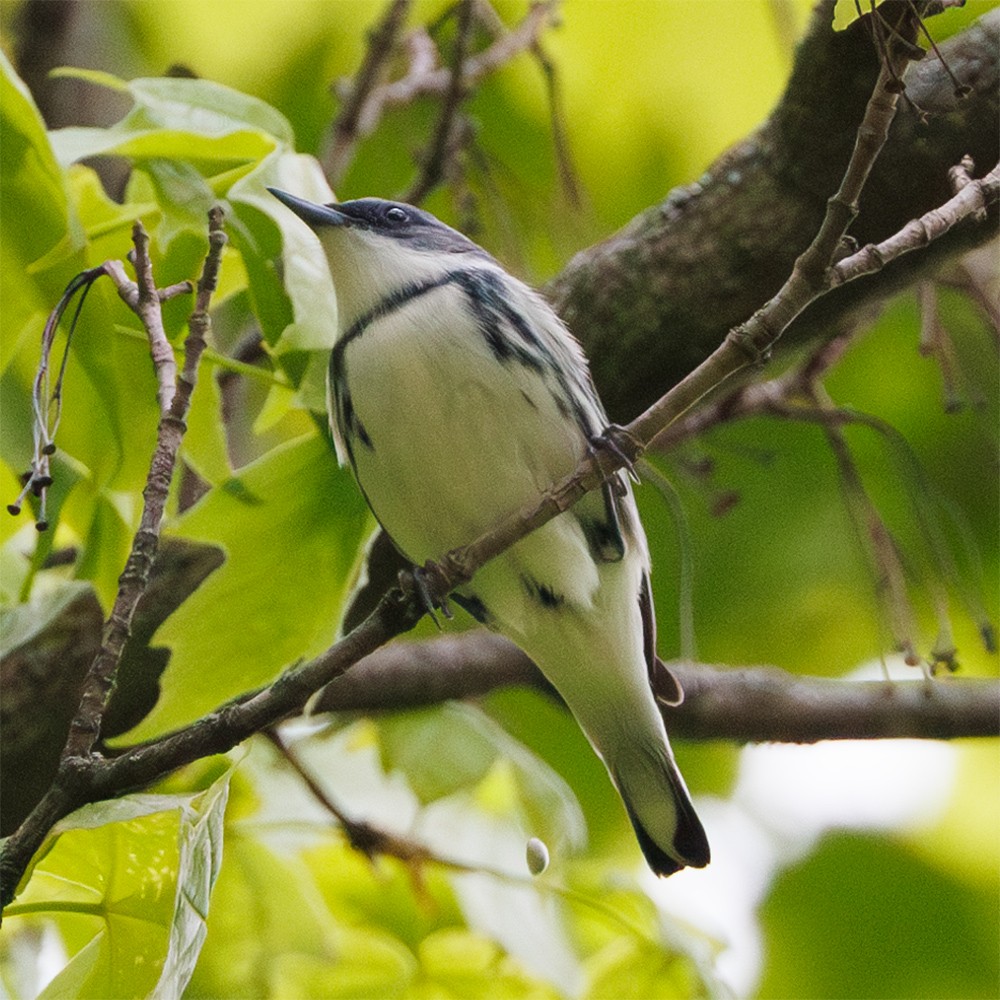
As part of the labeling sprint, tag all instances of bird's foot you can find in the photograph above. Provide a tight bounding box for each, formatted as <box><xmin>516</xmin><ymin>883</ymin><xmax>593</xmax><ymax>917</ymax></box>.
<box><xmin>591</xmin><ymin>424</ymin><xmax>643</xmax><ymax>486</ymax></box>
<box><xmin>398</xmin><ymin>564</ymin><xmax>453</xmax><ymax>629</ymax></box>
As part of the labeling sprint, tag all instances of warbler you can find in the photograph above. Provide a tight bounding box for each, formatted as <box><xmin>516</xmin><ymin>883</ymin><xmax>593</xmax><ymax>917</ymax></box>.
<box><xmin>268</xmin><ymin>188</ymin><xmax>710</xmax><ymax>876</ymax></box>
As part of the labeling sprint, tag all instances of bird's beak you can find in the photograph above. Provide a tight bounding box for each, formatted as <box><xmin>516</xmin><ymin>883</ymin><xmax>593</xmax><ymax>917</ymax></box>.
<box><xmin>267</xmin><ymin>188</ymin><xmax>349</xmax><ymax>228</ymax></box>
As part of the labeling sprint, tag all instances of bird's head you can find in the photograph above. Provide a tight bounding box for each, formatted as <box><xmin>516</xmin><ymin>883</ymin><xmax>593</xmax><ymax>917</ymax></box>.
<box><xmin>268</xmin><ymin>189</ymin><xmax>489</xmax><ymax>331</ymax></box>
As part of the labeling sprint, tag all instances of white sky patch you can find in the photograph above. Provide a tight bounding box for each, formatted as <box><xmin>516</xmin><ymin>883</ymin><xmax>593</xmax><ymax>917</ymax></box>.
<box><xmin>649</xmin><ymin>656</ymin><xmax>960</xmax><ymax>999</ymax></box>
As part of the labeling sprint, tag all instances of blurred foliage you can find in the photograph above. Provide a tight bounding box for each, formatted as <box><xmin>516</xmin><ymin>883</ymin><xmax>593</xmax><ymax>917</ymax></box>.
<box><xmin>0</xmin><ymin>1</ymin><xmax>997</xmax><ymax>998</ymax></box>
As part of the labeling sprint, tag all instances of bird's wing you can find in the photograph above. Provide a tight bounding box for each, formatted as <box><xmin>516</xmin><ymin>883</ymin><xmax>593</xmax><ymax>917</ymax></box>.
<box><xmin>639</xmin><ymin>571</ymin><xmax>684</xmax><ymax>706</ymax></box>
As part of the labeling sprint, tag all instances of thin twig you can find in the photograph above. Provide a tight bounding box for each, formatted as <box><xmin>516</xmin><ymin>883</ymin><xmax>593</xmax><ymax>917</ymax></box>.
<box><xmin>830</xmin><ymin>161</ymin><xmax>1000</xmax><ymax>286</ymax></box>
<box><xmin>0</xmin><ymin>211</ymin><xmax>227</xmax><ymax>911</ymax></box>
<box><xmin>404</xmin><ymin>0</ymin><xmax>475</xmax><ymax>205</ymax></box>
<box><xmin>327</xmin><ymin>1</ymin><xmax>555</xmax><ymax>186</ymax></box>
<box><xmin>324</xmin><ymin>0</ymin><xmax>412</xmax><ymax>184</ymax></box>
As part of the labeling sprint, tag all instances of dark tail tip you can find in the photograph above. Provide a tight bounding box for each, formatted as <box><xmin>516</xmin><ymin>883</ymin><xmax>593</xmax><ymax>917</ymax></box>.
<box><xmin>627</xmin><ymin>802</ymin><xmax>711</xmax><ymax>877</ymax></box>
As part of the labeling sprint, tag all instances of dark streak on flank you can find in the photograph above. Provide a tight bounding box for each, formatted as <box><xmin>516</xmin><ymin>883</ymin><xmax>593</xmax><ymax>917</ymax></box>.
<box><xmin>521</xmin><ymin>574</ymin><xmax>564</xmax><ymax>609</ymax></box>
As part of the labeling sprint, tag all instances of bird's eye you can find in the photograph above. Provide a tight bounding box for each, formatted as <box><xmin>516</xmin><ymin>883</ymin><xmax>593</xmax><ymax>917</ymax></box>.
<box><xmin>384</xmin><ymin>206</ymin><xmax>408</xmax><ymax>224</ymax></box>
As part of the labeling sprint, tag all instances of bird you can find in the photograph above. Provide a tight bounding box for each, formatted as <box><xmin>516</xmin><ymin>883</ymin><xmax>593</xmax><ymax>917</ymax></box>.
<box><xmin>267</xmin><ymin>187</ymin><xmax>710</xmax><ymax>876</ymax></box>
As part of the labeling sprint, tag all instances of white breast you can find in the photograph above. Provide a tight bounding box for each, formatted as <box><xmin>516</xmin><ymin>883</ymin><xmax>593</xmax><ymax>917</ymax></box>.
<box><xmin>340</xmin><ymin>282</ymin><xmax>586</xmax><ymax>564</ymax></box>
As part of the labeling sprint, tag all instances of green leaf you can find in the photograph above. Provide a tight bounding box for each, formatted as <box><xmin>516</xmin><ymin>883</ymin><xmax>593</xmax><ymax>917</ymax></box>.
<box><xmin>228</xmin><ymin>152</ymin><xmax>339</xmax><ymax>355</ymax></box>
<box><xmin>119</xmin><ymin>433</ymin><xmax>373</xmax><ymax>742</ymax></box>
<box><xmin>0</xmin><ymin>53</ymin><xmax>85</xmax><ymax>376</ymax></box>
<box><xmin>4</xmin><ymin>770</ymin><xmax>231</xmax><ymax>1000</ymax></box>
<box><xmin>832</xmin><ymin>0</ymin><xmax>886</xmax><ymax>31</ymax></box>
<box><xmin>125</xmin><ymin>75</ymin><xmax>295</xmax><ymax>145</ymax></box>
<box><xmin>419</xmin><ymin>795</ymin><xmax>583</xmax><ymax>995</ymax></box>
<box><xmin>583</xmin><ymin>936</ymin><xmax>696</xmax><ymax>1000</ymax></box>
<box><xmin>49</xmin><ymin>70</ymin><xmax>294</xmax><ymax>158</ymax></box>
<box><xmin>181</xmin><ymin>360</ymin><xmax>232</xmax><ymax>487</ymax></box>
<box><xmin>305</xmin><ymin>841</ymin><xmax>463</xmax><ymax>956</ymax></box>
<box><xmin>416</xmin><ymin>928</ymin><xmax>562</xmax><ymax>1000</ymax></box>
<box><xmin>184</xmin><ymin>835</ymin><xmax>336</xmax><ymax>998</ymax></box>
<box><xmin>50</xmin><ymin>125</ymin><xmax>279</xmax><ymax>174</ymax></box>
<box><xmin>377</xmin><ymin>706</ymin><xmax>587</xmax><ymax>993</ymax></box>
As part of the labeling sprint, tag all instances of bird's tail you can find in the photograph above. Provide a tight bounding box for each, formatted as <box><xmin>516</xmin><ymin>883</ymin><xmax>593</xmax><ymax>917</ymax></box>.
<box><xmin>607</xmin><ymin>734</ymin><xmax>710</xmax><ymax>876</ymax></box>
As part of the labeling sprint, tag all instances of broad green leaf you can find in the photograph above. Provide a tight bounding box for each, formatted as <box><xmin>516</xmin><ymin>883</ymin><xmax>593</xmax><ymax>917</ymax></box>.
<box><xmin>0</xmin><ymin>53</ymin><xmax>84</xmax><ymax>375</ymax></box>
<box><xmin>181</xmin><ymin>360</ymin><xmax>232</xmax><ymax>487</ymax></box>
<box><xmin>50</xmin><ymin>124</ymin><xmax>278</xmax><ymax>174</ymax></box>
<box><xmin>3</xmin><ymin>771</ymin><xmax>231</xmax><ymax>1000</ymax></box>
<box><xmin>153</xmin><ymin>773</ymin><xmax>230</xmax><ymax>999</ymax></box>
<box><xmin>305</xmin><ymin>842</ymin><xmax>463</xmax><ymax>957</ymax></box>
<box><xmin>125</xmin><ymin>75</ymin><xmax>295</xmax><ymax>146</ymax></box>
<box><xmin>120</xmin><ymin>432</ymin><xmax>373</xmax><ymax>742</ymax></box>
<box><xmin>379</xmin><ymin>706</ymin><xmax>500</xmax><ymax>804</ymax></box>
<box><xmin>50</xmin><ymin>68</ymin><xmax>294</xmax><ymax>148</ymax></box>
<box><xmin>227</xmin><ymin>151</ymin><xmax>338</xmax><ymax>355</ymax></box>
<box><xmin>759</xmin><ymin>833</ymin><xmax>1000</xmax><ymax>999</ymax></box>
<box><xmin>70</xmin><ymin>489</ymin><xmax>135</xmax><ymax>610</ymax></box>
<box><xmin>418</xmin><ymin>795</ymin><xmax>583</xmax><ymax>996</ymax></box>
<box><xmin>416</xmin><ymin>928</ymin><xmax>562</xmax><ymax>1000</ymax></box>
<box><xmin>378</xmin><ymin>706</ymin><xmax>588</xmax><ymax>993</ymax></box>
<box><xmin>67</xmin><ymin>164</ymin><xmax>147</xmax><ymax>256</ymax></box>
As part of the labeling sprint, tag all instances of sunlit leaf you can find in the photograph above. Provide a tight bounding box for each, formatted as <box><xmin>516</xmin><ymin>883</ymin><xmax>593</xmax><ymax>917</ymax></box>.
<box><xmin>378</xmin><ymin>702</ymin><xmax>586</xmax><ymax>852</ymax></box>
<box><xmin>270</xmin><ymin>927</ymin><xmax>417</xmax><ymax>1000</ymax></box>
<box><xmin>50</xmin><ymin>68</ymin><xmax>294</xmax><ymax>147</ymax></box>
<box><xmin>3</xmin><ymin>770</ymin><xmax>231</xmax><ymax>1000</ymax></box>
<box><xmin>0</xmin><ymin>53</ymin><xmax>85</xmax><ymax>376</ymax></box>
<box><xmin>583</xmin><ymin>935</ymin><xmax>696</xmax><ymax>1000</ymax></box>
<box><xmin>227</xmin><ymin>151</ymin><xmax>338</xmax><ymax>354</ymax></box>
<box><xmin>417</xmin><ymin>927</ymin><xmax>562</xmax><ymax>1000</ymax></box>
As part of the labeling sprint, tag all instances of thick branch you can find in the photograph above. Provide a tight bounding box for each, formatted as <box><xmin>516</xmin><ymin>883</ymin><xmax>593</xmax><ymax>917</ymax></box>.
<box><xmin>312</xmin><ymin>632</ymin><xmax>1000</xmax><ymax>742</ymax></box>
<box><xmin>548</xmin><ymin>2</ymin><xmax>1000</xmax><ymax>420</ymax></box>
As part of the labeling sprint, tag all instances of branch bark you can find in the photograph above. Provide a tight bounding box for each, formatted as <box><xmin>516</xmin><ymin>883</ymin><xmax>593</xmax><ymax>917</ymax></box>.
<box><xmin>311</xmin><ymin>632</ymin><xmax>1000</xmax><ymax>743</ymax></box>
<box><xmin>548</xmin><ymin>2</ymin><xmax>1000</xmax><ymax>420</ymax></box>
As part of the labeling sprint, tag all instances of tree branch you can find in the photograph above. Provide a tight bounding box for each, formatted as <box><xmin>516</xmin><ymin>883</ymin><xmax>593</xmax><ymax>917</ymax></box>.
<box><xmin>322</xmin><ymin>0</ymin><xmax>556</xmax><ymax>187</ymax></box>
<box><xmin>0</xmin><ymin>210</ymin><xmax>227</xmax><ymax>911</ymax></box>
<box><xmin>323</xmin><ymin>0</ymin><xmax>412</xmax><ymax>184</ymax></box>
<box><xmin>548</xmin><ymin>1</ymin><xmax>1000</xmax><ymax>420</ymax></box>
<box><xmin>403</xmin><ymin>0</ymin><xmax>475</xmax><ymax>205</ymax></box>
<box><xmin>310</xmin><ymin>631</ymin><xmax>1000</xmax><ymax>743</ymax></box>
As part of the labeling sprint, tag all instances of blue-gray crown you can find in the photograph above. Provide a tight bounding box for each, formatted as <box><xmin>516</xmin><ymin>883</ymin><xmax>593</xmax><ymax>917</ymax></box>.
<box><xmin>267</xmin><ymin>189</ymin><xmax>487</xmax><ymax>258</ymax></box>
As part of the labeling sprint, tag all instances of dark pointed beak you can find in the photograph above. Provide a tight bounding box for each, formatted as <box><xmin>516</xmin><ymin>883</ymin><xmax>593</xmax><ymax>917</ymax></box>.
<box><xmin>267</xmin><ymin>188</ymin><xmax>348</xmax><ymax>228</ymax></box>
